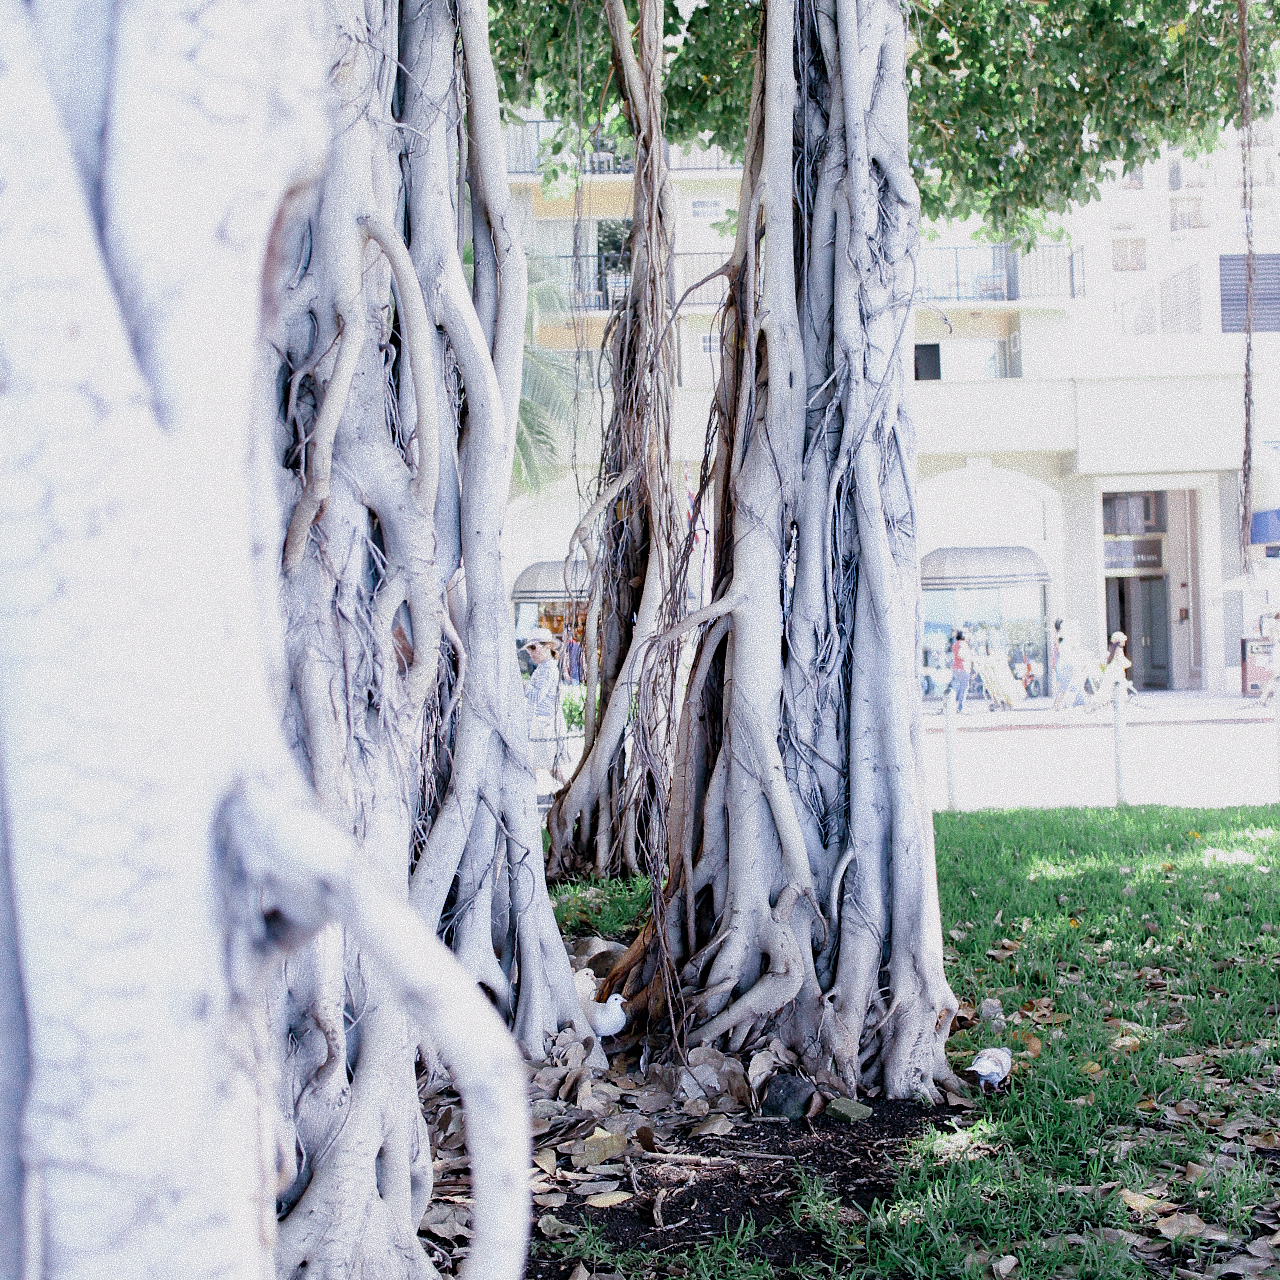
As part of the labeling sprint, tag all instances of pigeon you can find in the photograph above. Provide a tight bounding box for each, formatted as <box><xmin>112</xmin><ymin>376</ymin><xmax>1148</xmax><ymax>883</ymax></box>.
<box><xmin>584</xmin><ymin>992</ymin><xmax>628</xmax><ymax>1038</ymax></box>
<box><xmin>967</xmin><ymin>1046</ymin><xmax>1012</xmax><ymax>1093</ymax></box>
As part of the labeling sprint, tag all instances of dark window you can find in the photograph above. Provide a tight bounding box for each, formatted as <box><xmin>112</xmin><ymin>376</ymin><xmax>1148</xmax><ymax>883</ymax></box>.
<box><xmin>914</xmin><ymin>343</ymin><xmax>941</xmax><ymax>380</ymax></box>
<box><xmin>1220</xmin><ymin>255</ymin><xmax>1280</xmax><ymax>331</ymax></box>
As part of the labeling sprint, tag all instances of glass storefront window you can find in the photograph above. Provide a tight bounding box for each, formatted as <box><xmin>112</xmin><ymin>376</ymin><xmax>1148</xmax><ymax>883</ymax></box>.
<box><xmin>921</xmin><ymin>583</ymin><xmax>1049</xmax><ymax>698</ymax></box>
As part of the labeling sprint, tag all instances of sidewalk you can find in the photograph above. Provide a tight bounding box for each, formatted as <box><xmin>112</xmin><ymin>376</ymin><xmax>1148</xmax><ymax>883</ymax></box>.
<box><xmin>922</xmin><ymin>690</ymin><xmax>1280</xmax><ymax>811</ymax></box>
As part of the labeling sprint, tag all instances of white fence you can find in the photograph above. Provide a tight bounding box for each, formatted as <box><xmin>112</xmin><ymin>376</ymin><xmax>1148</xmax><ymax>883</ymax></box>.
<box><xmin>925</xmin><ymin>691</ymin><xmax>1280</xmax><ymax>812</ymax></box>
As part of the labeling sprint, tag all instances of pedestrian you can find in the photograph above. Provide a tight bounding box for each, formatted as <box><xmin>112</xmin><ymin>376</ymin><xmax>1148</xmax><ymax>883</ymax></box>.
<box><xmin>521</xmin><ymin>627</ymin><xmax>568</xmax><ymax>785</ymax></box>
<box><xmin>950</xmin><ymin>629</ymin><xmax>973</xmax><ymax>711</ymax></box>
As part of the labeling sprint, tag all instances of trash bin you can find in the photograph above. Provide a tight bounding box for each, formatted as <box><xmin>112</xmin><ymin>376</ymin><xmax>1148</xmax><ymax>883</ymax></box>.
<box><xmin>1242</xmin><ymin>637</ymin><xmax>1275</xmax><ymax>696</ymax></box>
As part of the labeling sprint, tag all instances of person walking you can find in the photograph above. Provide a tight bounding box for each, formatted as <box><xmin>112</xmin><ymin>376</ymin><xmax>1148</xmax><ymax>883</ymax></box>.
<box><xmin>950</xmin><ymin>629</ymin><xmax>974</xmax><ymax>711</ymax></box>
<box><xmin>522</xmin><ymin>627</ymin><xmax>568</xmax><ymax>786</ymax></box>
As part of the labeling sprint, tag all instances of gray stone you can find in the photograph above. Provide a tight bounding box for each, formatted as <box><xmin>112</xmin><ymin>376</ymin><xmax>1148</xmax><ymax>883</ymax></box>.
<box><xmin>826</xmin><ymin>1097</ymin><xmax>873</xmax><ymax>1124</ymax></box>
<box><xmin>762</xmin><ymin>1073</ymin><xmax>815</xmax><ymax>1120</ymax></box>
<box><xmin>586</xmin><ymin>942</ymin><xmax>627</xmax><ymax>977</ymax></box>
<box><xmin>978</xmin><ymin>997</ymin><xmax>1004</xmax><ymax>1023</ymax></box>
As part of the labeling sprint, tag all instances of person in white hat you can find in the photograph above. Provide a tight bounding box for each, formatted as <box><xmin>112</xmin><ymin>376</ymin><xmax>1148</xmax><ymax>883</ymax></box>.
<box><xmin>521</xmin><ymin>627</ymin><xmax>567</xmax><ymax>783</ymax></box>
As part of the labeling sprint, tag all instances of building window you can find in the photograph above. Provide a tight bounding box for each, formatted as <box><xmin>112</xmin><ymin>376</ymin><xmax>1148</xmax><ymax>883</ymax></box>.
<box><xmin>1170</xmin><ymin>197</ymin><xmax>1208</xmax><ymax>230</ymax></box>
<box><xmin>1122</xmin><ymin>166</ymin><xmax>1144</xmax><ymax>190</ymax></box>
<box><xmin>914</xmin><ymin>343</ymin><xmax>941</xmax><ymax>380</ymax></box>
<box><xmin>1104</xmin><ymin>491</ymin><xmax>1167</xmax><ymax>536</ymax></box>
<box><xmin>1160</xmin><ymin>265</ymin><xmax>1202</xmax><ymax>333</ymax></box>
<box><xmin>1168</xmin><ymin>158</ymin><xmax>1182</xmax><ymax>191</ymax></box>
<box><xmin>690</xmin><ymin>198</ymin><xmax>722</xmax><ymax>219</ymax></box>
<box><xmin>700</xmin><ymin>333</ymin><xmax>716</xmax><ymax>354</ymax></box>
<box><xmin>1220</xmin><ymin>254</ymin><xmax>1280</xmax><ymax>331</ymax></box>
<box><xmin>1113</xmin><ymin>238</ymin><xmax>1147</xmax><ymax>271</ymax></box>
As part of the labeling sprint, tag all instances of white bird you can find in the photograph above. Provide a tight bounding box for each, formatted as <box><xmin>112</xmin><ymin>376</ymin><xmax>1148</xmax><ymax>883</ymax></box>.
<box><xmin>584</xmin><ymin>992</ymin><xmax>628</xmax><ymax>1038</ymax></box>
<box><xmin>968</xmin><ymin>1047</ymin><xmax>1012</xmax><ymax>1093</ymax></box>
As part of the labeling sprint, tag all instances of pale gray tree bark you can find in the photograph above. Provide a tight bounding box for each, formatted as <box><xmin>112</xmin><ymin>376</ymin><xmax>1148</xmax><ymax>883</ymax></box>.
<box><xmin>548</xmin><ymin>0</ymin><xmax>684</xmax><ymax>888</ymax></box>
<box><xmin>0</xmin><ymin>2</ymin><xmax>543</xmax><ymax>1278</ymax></box>
<box><xmin>613</xmin><ymin>0</ymin><xmax>963</xmax><ymax>1103</ymax></box>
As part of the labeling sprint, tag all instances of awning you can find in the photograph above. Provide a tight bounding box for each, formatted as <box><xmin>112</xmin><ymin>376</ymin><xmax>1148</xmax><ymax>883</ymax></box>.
<box><xmin>920</xmin><ymin>545</ymin><xmax>1049</xmax><ymax>589</ymax></box>
<box><xmin>510</xmin><ymin>557</ymin><xmax>590</xmax><ymax>603</ymax></box>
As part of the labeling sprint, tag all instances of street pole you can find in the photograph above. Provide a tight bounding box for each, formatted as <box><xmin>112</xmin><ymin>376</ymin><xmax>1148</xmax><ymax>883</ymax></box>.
<box><xmin>945</xmin><ymin>688</ymin><xmax>958</xmax><ymax>812</ymax></box>
<box><xmin>1113</xmin><ymin>680</ymin><xmax>1127</xmax><ymax>806</ymax></box>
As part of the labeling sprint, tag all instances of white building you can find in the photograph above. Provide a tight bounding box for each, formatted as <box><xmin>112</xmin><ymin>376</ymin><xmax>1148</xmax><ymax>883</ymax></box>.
<box><xmin>505</xmin><ymin>118</ymin><xmax>1280</xmax><ymax>696</ymax></box>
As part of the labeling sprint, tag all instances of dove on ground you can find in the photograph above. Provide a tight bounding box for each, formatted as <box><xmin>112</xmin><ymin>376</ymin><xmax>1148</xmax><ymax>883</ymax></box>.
<box><xmin>583</xmin><ymin>992</ymin><xmax>627</xmax><ymax>1037</ymax></box>
<box><xmin>968</xmin><ymin>1046</ymin><xmax>1012</xmax><ymax>1092</ymax></box>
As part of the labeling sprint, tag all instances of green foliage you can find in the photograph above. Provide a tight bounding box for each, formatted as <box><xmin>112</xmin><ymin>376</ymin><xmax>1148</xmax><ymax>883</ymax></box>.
<box><xmin>910</xmin><ymin>0</ymin><xmax>1280</xmax><ymax>243</ymax></box>
<box><xmin>551</xmin><ymin>875</ymin><xmax>651</xmax><ymax>939</ymax></box>
<box><xmin>560</xmin><ymin>685</ymin><xmax>601</xmax><ymax>731</ymax></box>
<box><xmin>491</xmin><ymin>0</ymin><xmax>1280</xmax><ymax>242</ymax></box>
<box><xmin>514</xmin><ymin>256</ymin><xmax>573</xmax><ymax>494</ymax></box>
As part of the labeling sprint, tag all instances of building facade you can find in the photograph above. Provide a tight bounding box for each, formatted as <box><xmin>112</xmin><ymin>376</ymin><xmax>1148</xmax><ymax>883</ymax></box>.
<box><xmin>504</xmin><ymin>118</ymin><xmax>1280</xmax><ymax>695</ymax></box>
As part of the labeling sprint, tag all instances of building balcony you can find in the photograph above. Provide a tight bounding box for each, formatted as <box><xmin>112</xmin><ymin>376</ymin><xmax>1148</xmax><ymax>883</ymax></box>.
<box><xmin>916</xmin><ymin>242</ymin><xmax>1084</xmax><ymax>304</ymax></box>
<box><xmin>538</xmin><ymin>243</ymin><xmax>1082</xmax><ymax>317</ymax></box>
<box><xmin>540</xmin><ymin>252</ymin><xmax>730</xmax><ymax>312</ymax></box>
<box><xmin>506</xmin><ymin>119</ymin><xmax>741</xmax><ymax>177</ymax></box>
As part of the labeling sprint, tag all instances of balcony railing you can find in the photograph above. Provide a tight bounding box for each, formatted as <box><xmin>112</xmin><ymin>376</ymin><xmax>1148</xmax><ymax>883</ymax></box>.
<box><xmin>506</xmin><ymin>120</ymin><xmax>741</xmax><ymax>177</ymax></box>
<box><xmin>538</xmin><ymin>244</ymin><xmax>1083</xmax><ymax>315</ymax></box>
<box><xmin>541</xmin><ymin>252</ymin><xmax>731</xmax><ymax>312</ymax></box>
<box><xmin>916</xmin><ymin>243</ymin><xmax>1084</xmax><ymax>302</ymax></box>
<box><xmin>506</xmin><ymin>119</ymin><xmax>634</xmax><ymax>176</ymax></box>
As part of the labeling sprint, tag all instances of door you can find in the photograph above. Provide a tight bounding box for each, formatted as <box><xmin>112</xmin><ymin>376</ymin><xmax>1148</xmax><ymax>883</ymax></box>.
<box><xmin>1140</xmin><ymin>577</ymin><xmax>1170</xmax><ymax>689</ymax></box>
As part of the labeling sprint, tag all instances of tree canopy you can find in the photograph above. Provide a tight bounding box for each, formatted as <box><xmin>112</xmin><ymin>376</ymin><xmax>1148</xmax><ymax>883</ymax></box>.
<box><xmin>492</xmin><ymin>0</ymin><xmax>1280</xmax><ymax>241</ymax></box>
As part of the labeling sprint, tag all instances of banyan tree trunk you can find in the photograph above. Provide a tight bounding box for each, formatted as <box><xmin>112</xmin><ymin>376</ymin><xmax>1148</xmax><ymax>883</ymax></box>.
<box><xmin>611</xmin><ymin>0</ymin><xmax>963</xmax><ymax>1103</ymax></box>
<box><xmin>0</xmin><ymin>1</ymin><xmax>560</xmax><ymax>1277</ymax></box>
<box><xmin>547</xmin><ymin>0</ymin><xmax>686</xmax><ymax>886</ymax></box>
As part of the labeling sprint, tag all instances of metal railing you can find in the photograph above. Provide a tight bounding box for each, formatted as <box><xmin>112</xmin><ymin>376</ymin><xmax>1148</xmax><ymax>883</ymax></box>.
<box><xmin>916</xmin><ymin>242</ymin><xmax>1084</xmax><ymax>302</ymax></box>
<box><xmin>505</xmin><ymin>120</ymin><xmax>634</xmax><ymax>176</ymax></box>
<box><xmin>541</xmin><ymin>252</ymin><xmax>730</xmax><ymax>312</ymax></box>
<box><xmin>505</xmin><ymin>121</ymin><xmax>739</xmax><ymax>176</ymax></box>
<box><xmin>668</xmin><ymin>141</ymin><xmax>740</xmax><ymax>171</ymax></box>
<box><xmin>537</xmin><ymin>244</ymin><xmax>1083</xmax><ymax>315</ymax></box>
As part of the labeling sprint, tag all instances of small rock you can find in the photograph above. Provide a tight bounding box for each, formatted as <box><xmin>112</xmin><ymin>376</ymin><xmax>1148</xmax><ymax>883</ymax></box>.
<box><xmin>991</xmin><ymin>1255</ymin><xmax>1018</xmax><ymax>1278</ymax></box>
<box><xmin>762</xmin><ymin>1073</ymin><xmax>816</xmax><ymax>1120</ymax></box>
<box><xmin>978</xmin><ymin>998</ymin><xmax>1004</xmax><ymax>1024</ymax></box>
<box><xmin>826</xmin><ymin>1097</ymin><xmax>873</xmax><ymax>1124</ymax></box>
<box><xmin>586</xmin><ymin>943</ymin><xmax>627</xmax><ymax>978</ymax></box>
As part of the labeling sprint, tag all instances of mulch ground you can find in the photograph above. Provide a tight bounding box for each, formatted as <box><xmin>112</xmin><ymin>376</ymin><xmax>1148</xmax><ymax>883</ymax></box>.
<box><xmin>525</xmin><ymin>1099</ymin><xmax>950</xmax><ymax>1278</ymax></box>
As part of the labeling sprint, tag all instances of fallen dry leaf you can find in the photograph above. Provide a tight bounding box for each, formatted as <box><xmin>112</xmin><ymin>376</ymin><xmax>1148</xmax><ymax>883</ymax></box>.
<box><xmin>586</xmin><ymin>1191</ymin><xmax>633</xmax><ymax>1209</ymax></box>
<box><xmin>690</xmin><ymin>1114</ymin><xmax>734</xmax><ymax>1138</ymax></box>
<box><xmin>1119</xmin><ymin>1189</ymin><xmax>1160</xmax><ymax>1214</ymax></box>
<box><xmin>1014</xmin><ymin>1032</ymin><xmax>1042</xmax><ymax>1059</ymax></box>
<box><xmin>1157</xmin><ymin>1211</ymin><xmax>1207</xmax><ymax>1240</ymax></box>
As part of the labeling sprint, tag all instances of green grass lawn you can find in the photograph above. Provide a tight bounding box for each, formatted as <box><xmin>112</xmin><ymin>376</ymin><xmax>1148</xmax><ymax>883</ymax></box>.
<box><xmin>545</xmin><ymin>805</ymin><xmax>1280</xmax><ymax>1279</ymax></box>
<box><xmin>551</xmin><ymin>875</ymin><xmax>650</xmax><ymax>941</ymax></box>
